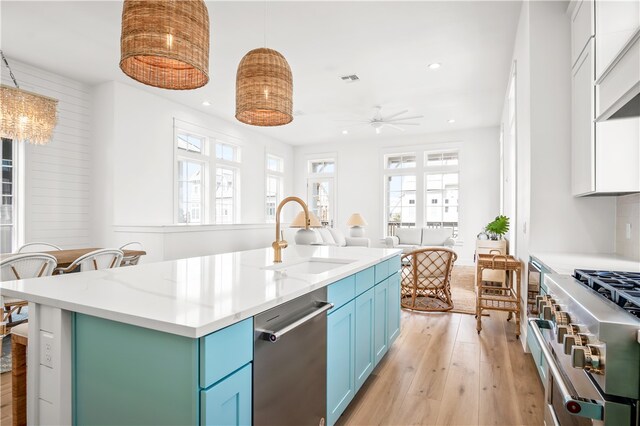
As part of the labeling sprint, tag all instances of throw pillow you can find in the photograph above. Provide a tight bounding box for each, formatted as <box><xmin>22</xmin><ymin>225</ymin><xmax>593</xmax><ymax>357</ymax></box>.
<box><xmin>318</xmin><ymin>228</ymin><xmax>337</xmax><ymax>245</ymax></box>
<box><xmin>328</xmin><ymin>228</ymin><xmax>347</xmax><ymax>247</ymax></box>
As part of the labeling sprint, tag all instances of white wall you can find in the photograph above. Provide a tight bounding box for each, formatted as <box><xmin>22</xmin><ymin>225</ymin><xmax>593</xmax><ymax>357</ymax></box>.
<box><xmin>292</xmin><ymin>127</ymin><xmax>501</xmax><ymax>265</ymax></box>
<box><xmin>91</xmin><ymin>81</ymin><xmax>295</xmax><ymax>261</ymax></box>
<box><xmin>1</xmin><ymin>59</ymin><xmax>92</xmax><ymax>249</ymax></box>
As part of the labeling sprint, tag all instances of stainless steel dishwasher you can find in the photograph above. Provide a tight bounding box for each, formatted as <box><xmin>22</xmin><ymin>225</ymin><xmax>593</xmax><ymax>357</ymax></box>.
<box><xmin>253</xmin><ymin>287</ymin><xmax>332</xmax><ymax>426</ymax></box>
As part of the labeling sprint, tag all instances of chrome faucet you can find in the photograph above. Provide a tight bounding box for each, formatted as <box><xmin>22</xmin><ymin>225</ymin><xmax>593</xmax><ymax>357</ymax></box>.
<box><xmin>273</xmin><ymin>196</ymin><xmax>310</xmax><ymax>263</ymax></box>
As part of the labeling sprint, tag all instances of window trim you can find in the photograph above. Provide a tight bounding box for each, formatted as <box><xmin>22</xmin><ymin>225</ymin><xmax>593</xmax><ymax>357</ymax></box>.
<box><xmin>306</xmin><ymin>154</ymin><xmax>337</xmax><ymax>227</ymax></box>
<box><xmin>265</xmin><ymin>153</ymin><xmax>284</xmax><ymax>223</ymax></box>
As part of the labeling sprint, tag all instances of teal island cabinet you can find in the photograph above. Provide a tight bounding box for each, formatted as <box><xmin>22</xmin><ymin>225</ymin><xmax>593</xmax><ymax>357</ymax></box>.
<box><xmin>74</xmin><ymin>315</ymin><xmax>253</xmax><ymax>425</ymax></box>
<box><xmin>327</xmin><ymin>255</ymin><xmax>401</xmax><ymax>426</ymax></box>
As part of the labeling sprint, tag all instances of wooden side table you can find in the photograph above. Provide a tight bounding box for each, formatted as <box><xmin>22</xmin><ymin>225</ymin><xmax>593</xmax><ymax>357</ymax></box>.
<box><xmin>474</xmin><ymin>239</ymin><xmax>508</xmax><ymax>286</ymax></box>
<box><xmin>475</xmin><ymin>254</ymin><xmax>522</xmax><ymax>337</ymax></box>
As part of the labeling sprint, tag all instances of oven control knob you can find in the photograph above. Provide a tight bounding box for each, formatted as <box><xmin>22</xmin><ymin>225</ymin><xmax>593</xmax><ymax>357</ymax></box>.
<box><xmin>557</xmin><ymin>325</ymin><xmax>570</xmax><ymax>344</ymax></box>
<box><xmin>571</xmin><ymin>346</ymin><xmax>587</xmax><ymax>369</ymax></box>
<box><xmin>541</xmin><ymin>305</ymin><xmax>553</xmax><ymax>320</ymax></box>
<box><xmin>537</xmin><ymin>297</ymin><xmax>554</xmax><ymax>314</ymax></box>
<box><xmin>563</xmin><ymin>334</ymin><xmax>578</xmax><ymax>355</ymax></box>
<box><xmin>554</xmin><ymin>311</ymin><xmax>570</xmax><ymax>326</ymax></box>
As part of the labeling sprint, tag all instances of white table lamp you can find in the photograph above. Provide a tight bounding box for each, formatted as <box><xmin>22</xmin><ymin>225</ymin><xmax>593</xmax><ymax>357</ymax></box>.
<box><xmin>347</xmin><ymin>213</ymin><xmax>368</xmax><ymax>237</ymax></box>
<box><xmin>290</xmin><ymin>211</ymin><xmax>322</xmax><ymax>244</ymax></box>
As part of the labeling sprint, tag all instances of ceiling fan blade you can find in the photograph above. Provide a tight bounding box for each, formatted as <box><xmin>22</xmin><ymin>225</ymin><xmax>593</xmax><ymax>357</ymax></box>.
<box><xmin>390</xmin><ymin>122</ymin><xmax>421</xmax><ymax>126</ymax></box>
<box><xmin>382</xmin><ymin>109</ymin><xmax>409</xmax><ymax>121</ymax></box>
<box><xmin>385</xmin><ymin>123</ymin><xmax>406</xmax><ymax>132</ymax></box>
<box><xmin>333</xmin><ymin>119</ymin><xmax>371</xmax><ymax>123</ymax></box>
<box><xmin>386</xmin><ymin>115</ymin><xmax>424</xmax><ymax>122</ymax></box>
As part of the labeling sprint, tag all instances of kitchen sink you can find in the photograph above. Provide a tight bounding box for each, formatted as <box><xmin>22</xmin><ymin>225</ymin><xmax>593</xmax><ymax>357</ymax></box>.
<box><xmin>263</xmin><ymin>257</ymin><xmax>357</xmax><ymax>275</ymax></box>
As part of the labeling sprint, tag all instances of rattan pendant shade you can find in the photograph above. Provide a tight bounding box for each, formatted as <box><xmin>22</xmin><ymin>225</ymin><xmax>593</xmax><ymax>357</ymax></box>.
<box><xmin>0</xmin><ymin>85</ymin><xmax>58</xmax><ymax>145</ymax></box>
<box><xmin>235</xmin><ymin>48</ymin><xmax>293</xmax><ymax>126</ymax></box>
<box><xmin>120</xmin><ymin>0</ymin><xmax>210</xmax><ymax>90</ymax></box>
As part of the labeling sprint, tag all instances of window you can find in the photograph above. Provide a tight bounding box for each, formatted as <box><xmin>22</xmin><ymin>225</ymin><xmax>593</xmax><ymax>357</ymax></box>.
<box><xmin>307</xmin><ymin>158</ymin><xmax>336</xmax><ymax>226</ymax></box>
<box><xmin>1</xmin><ymin>138</ymin><xmax>17</xmax><ymax>252</ymax></box>
<box><xmin>266</xmin><ymin>154</ymin><xmax>284</xmax><ymax>223</ymax></box>
<box><xmin>425</xmin><ymin>151</ymin><xmax>459</xmax><ymax>235</ymax></box>
<box><xmin>174</xmin><ymin>125</ymin><xmax>241</xmax><ymax>224</ymax></box>
<box><xmin>383</xmin><ymin>149</ymin><xmax>460</xmax><ymax>237</ymax></box>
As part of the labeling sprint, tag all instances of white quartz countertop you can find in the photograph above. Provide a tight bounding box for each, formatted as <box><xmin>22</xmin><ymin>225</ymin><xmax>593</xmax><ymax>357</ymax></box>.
<box><xmin>0</xmin><ymin>246</ymin><xmax>401</xmax><ymax>338</ymax></box>
<box><xmin>531</xmin><ymin>252</ymin><xmax>640</xmax><ymax>275</ymax></box>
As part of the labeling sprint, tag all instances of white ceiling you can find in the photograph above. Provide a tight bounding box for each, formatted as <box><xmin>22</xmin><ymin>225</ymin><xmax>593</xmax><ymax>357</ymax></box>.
<box><xmin>1</xmin><ymin>0</ymin><xmax>521</xmax><ymax>145</ymax></box>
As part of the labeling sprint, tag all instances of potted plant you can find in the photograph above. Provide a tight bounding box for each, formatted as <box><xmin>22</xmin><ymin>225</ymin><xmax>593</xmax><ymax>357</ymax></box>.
<box><xmin>485</xmin><ymin>215</ymin><xmax>510</xmax><ymax>240</ymax></box>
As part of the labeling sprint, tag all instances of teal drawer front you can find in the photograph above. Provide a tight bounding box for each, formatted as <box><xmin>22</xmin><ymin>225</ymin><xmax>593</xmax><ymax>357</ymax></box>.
<box><xmin>388</xmin><ymin>256</ymin><xmax>401</xmax><ymax>275</ymax></box>
<box><xmin>374</xmin><ymin>260</ymin><xmax>389</xmax><ymax>284</ymax></box>
<box><xmin>355</xmin><ymin>267</ymin><xmax>375</xmax><ymax>295</ymax></box>
<box><xmin>201</xmin><ymin>363</ymin><xmax>252</xmax><ymax>426</ymax></box>
<box><xmin>200</xmin><ymin>318</ymin><xmax>253</xmax><ymax>389</ymax></box>
<box><xmin>328</xmin><ymin>274</ymin><xmax>356</xmax><ymax>312</ymax></box>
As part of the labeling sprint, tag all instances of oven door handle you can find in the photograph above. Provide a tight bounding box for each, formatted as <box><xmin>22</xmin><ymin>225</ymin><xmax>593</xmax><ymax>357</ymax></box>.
<box><xmin>258</xmin><ymin>301</ymin><xmax>334</xmax><ymax>343</ymax></box>
<box><xmin>528</xmin><ymin>318</ymin><xmax>604</xmax><ymax>421</ymax></box>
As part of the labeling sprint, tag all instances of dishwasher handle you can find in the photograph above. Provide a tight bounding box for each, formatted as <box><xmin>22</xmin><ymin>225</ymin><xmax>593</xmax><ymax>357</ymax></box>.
<box><xmin>258</xmin><ymin>301</ymin><xmax>334</xmax><ymax>343</ymax></box>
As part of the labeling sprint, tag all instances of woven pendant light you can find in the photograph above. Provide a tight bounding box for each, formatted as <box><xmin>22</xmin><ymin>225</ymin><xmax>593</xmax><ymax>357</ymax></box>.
<box><xmin>235</xmin><ymin>48</ymin><xmax>293</xmax><ymax>126</ymax></box>
<box><xmin>120</xmin><ymin>0</ymin><xmax>210</xmax><ymax>90</ymax></box>
<box><xmin>0</xmin><ymin>51</ymin><xmax>58</xmax><ymax>145</ymax></box>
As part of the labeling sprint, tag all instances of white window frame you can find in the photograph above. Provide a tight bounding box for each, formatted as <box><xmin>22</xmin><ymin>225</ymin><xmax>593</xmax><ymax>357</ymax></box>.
<box><xmin>424</xmin><ymin>150</ymin><xmax>460</xmax><ymax>236</ymax></box>
<box><xmin>173</xmin><ymin>120</ymin><xmax>242</xmax><ymax>225</ymax></box>
<box><xmin>306</xmin><ymin>155</ymin><xmax>337</xmax><ymax>227</ymax></box>
<box><xmin>1</xmin><ymin>138</ymin><xmax>24</xmax><ymax>252</ymax></box>
<box><xmin>382</xmin><ymin>144</ymin><xmax>461</xmax><ymax>237</ymax></box>
<box><xmin>265</xmin><ymin>154</ymin><xmax>284</xmax><ymax>223</ymax></box>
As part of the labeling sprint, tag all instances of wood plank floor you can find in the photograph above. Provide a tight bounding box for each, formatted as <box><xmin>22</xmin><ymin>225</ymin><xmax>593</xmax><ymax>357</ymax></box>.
<box><xmin>0</xmin><ymin>311</ymin><xmax>544</xmax><ymax>426</ymax></box>
<box><xmin>338</xmin><ymin>310</ymin><xmax>545</xmax><ymax>426</ymax></box>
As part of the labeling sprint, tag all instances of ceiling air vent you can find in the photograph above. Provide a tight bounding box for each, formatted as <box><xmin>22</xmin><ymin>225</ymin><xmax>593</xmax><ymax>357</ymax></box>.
<box><xmin>340</xmin><ymin>74</ymin><xmax>360</xmax><ymax>83</ymax></box>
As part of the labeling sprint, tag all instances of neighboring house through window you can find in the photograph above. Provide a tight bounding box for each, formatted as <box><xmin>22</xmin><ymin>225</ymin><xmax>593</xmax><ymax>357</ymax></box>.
<box><xmin>307</xmin><ymin>157</ymin><xmax>336</xmax><ymax>227</ymax></box>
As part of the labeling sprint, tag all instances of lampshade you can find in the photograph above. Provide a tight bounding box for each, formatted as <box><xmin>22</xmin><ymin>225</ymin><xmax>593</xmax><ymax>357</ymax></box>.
<box><xmin>119</xmin><ymin>0</ymin><xmax>210</xmax><ymax>90</ymax></box>
<box><xmin>346</xmin><ymin>213</ymin><xmax>368</xmax><ymax>227</ymax></box>
<box><xmin>290</xmin><ymin>211</ymin><xmax>322</xmax><ymax>228</ymax></box>
<box><xmin>0</xmin><ymin>85</ymin><xmax>58</xmax><ymax>144</ymax></box>
<box><xmin>235</xmin><ymin>48</ymin><xmax>293</xmax><ymax>126</ymax></box>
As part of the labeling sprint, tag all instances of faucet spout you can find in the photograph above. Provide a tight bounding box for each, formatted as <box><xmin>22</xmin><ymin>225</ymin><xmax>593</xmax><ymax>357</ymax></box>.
<box><xmin>273</xmin><ymin>196</ymin><xmax>310</xmax><ymax>263</ymax></box>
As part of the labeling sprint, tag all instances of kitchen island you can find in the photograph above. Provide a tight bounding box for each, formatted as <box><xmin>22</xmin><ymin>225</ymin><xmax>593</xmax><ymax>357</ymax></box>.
<box><xmin>0</xmin><ymin>245</ymin><xmax>402</xmax><ymax>425</ymax></box>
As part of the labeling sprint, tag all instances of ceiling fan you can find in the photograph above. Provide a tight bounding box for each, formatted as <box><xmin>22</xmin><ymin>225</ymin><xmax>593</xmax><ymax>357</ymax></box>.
<box><xmin>339</xmin><ymin>106</ymin><xmax>424</xmax><ymax>134</ymax></box>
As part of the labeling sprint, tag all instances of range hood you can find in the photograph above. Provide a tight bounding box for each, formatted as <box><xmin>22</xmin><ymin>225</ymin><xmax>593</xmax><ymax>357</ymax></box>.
<box><xmin>595</xmin><ymin>29</ymin><xmax>640</xmax><ymax>122</ymax></box>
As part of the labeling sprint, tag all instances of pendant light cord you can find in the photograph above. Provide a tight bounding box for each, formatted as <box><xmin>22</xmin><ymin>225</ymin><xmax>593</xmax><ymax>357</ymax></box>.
<box><xmin>263</xmin><ymin>0</ymin><xmax>267</xmax><ymax>47</ymax></box>
<box><xmin>0</xmin><ymin>50</ymin><xmax>20</xmax><ymax>89</ymax></box>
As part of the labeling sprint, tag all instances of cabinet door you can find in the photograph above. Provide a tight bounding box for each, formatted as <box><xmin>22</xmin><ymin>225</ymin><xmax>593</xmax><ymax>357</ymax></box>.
<box><xmin>374</xmin><ymin>279</ymin><xmax>389</xmax><ymax>366</ymax></box>
<box><xmin>327</xmin><ymin>301</ymin><xmax>356</xmax><ymax>426</ymax></box>
<box><xmin>571</xmin><ymin>39</ymin><xmax>596</xmax><ymax>195</ymax></box>
<box><xmin>387</xmin><ymin>272</ymin><xmax>401</xmax><ymax>346</ymax></box>
<box><xmin>354</xmin><ymin>287</ymin><xmax>375</xmax><ymax>392</ymax></box>
<box><xmin>200</xmin><ymin>363</ymin><xmax>251</xmax><ymax>426</ymax></box>
<box><xmin>570</xmin><ymin>0</ymin><xmax>594</xmax><ymax>68</ymax></box>
<box><xmin>595</xmin><ymin>0</ymin><xmax>640</xmax><ymax>78</ymax></box>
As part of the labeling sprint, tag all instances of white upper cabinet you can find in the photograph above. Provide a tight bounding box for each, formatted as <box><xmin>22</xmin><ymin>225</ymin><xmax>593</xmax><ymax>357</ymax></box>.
<box><xmin>571</xmin><ymin>0</ymin><xmax>595</xmax><ymax>67</ymax></box>
<box><xmin>595</xmin><ymin>0</ymin><xmax>640</xmax><ymax>79</ymax></box>
<box><xmin>572</xmin><ymin>40</ymin><xmax>596</xmax><ymax>195</ymax></box>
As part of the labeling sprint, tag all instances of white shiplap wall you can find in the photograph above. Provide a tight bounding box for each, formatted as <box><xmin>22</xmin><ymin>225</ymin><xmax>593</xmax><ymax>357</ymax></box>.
<box><xmin>2</xmin><ymin>60</ymin><xmax>91</xmax><ymax>248</ymax></box>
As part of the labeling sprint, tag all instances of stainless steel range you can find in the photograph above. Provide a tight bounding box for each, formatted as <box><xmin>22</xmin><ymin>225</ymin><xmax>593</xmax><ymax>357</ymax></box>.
<box><xmin>528</xmin><ymin>271</ymin><xmax>640</xmax><ymax>426</ymax></box>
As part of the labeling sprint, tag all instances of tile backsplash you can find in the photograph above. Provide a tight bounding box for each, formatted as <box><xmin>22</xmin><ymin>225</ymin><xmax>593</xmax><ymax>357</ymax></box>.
<box><xmin>616</xmin><ymin>194</ymin><xmax>640</xmax><ymax>261</ymax></box>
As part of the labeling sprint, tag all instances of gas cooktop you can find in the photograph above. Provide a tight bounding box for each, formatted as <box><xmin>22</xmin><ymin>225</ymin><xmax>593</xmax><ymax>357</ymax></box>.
<box><xmin>574</xmin><ymin>269</ymin><xmax>640</xmax><ymax>319</ymax></box>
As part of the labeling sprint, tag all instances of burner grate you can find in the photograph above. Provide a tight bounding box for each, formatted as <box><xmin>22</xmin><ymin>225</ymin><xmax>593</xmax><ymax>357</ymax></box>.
<box><xmin>574</xmin><ymin>269</ymin><xmax>640</xmax><ymax>316</ymax></box>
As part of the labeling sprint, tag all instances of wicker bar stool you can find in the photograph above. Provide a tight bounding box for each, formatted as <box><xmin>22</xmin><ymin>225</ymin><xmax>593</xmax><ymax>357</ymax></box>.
<box><xmin>475</xmin><ymin>253</ymin><xmax>522</xmax><ymax>337</ymax></box>
<box><xmin>401</xmin><ymin>247</ymin><xmax>458</xmax><ymax>312</ymax></box>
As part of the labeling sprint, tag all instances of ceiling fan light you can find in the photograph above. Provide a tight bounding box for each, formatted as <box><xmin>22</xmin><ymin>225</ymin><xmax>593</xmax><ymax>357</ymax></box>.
<box><xmin>235</xmin><ymin>48</ymin><xmax>293</xmax><ymax>127</ymax></box>
<box><xmin>119</xmin><ymin>0</ymin><xmax>210</xmax><ymax>90</ymax></box>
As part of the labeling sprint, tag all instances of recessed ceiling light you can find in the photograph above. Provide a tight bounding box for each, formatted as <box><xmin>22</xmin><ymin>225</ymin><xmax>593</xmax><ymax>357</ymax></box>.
<box><xmin>447</xmin><ymin>119</ymin><xmax>456</xmax><ymax>123</ymax></box>
<box><xmin>202</xmin><ymin>100</ymin><xmax>211</xmax><ymax>106</ymax></box>
<box><xmin>342</xmin><ymin>130</ymin><xmax>349</xmax><ymax>135</ymax></box>
<box><xmin>427</xmin><ymin>63</ymin><xmax>441</xmax><ymax>70</ymax></box>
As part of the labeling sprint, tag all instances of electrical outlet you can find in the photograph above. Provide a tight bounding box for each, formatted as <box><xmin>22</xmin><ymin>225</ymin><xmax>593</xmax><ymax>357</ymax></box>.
<box><xmin>626</xmin><ymin>223</ymin><xmax>632</xmax><ymax>240</ymax></box>
<box><xmin>40</xmin><ymin>330</ymin><xmax>54</xmax><ymax>368</ymax></box>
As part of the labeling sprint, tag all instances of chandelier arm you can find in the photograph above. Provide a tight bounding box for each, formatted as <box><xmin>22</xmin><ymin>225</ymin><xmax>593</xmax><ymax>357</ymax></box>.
<box><xmin>0</xmin><ymin>50</ymin><xmax>20</xmax><ymax>89</ymax></box>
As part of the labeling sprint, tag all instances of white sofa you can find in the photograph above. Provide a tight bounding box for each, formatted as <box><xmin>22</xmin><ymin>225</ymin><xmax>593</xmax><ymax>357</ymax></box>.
<box><xmin>299</xmin><ymin>227</ymin><xmax>371</xmax><ymax>247</ymax></box>
<box><xmin>384</xmin><ymin>227</ymin><xmax>455</xmax><ymax>253</ymax></box>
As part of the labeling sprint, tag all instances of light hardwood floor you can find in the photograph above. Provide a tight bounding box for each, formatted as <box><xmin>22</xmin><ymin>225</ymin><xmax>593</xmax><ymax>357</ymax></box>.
<box><xmin>338</xmin><ymin>310</ymin><xmax>545</xmax><ymax>426</ymax></box>
<box><xmin>0</xmin><ymin>311</ymin><xmax>544</xmax><ymax>426</ymax></box>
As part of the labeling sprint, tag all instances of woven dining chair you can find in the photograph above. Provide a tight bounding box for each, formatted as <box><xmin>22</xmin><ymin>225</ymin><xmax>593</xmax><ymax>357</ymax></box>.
<box><xmin>17</xmin><ymin>242</ymin><xmax>62</xmax><ymax>253</ymax></box>
<box><xmin>55</xmin><ymin>249</ymin><xmax>124</xmax><ymax>274</ymax></box>
<box><xmin>400</xmin><ymin>247</ymin><xmax>458</xmax><ymax>312</ymax></box>
<box><xmin>119</xmin><ymin>242</ymin><xmax>143</xmax><ymax>266</ymax></box>
<box><xmin>1</xmin><ymin>253</ymin><xmax>58</xmax><ymax>325</ymax></box>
